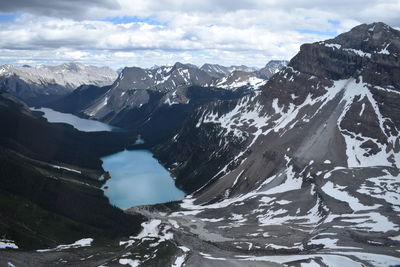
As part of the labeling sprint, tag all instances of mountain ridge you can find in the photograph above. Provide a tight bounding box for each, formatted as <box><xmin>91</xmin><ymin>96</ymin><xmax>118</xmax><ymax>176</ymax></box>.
<box><xmin>147</xmin><ymin>22</ymin><xmax>400</xmax><ymax>265</ymax></box>
<box><xmin>0</xmin><ymin>62</ymin><xmax>117</xmax><ymax>105</ymax></box>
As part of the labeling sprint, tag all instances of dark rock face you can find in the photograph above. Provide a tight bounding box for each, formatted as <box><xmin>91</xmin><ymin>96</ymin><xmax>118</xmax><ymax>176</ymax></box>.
<box><xmin>0</xmin><ymin>75</ymin><xmax>68</xmax><ymax>105</ymax></box>
<box><xmin>44</xmin><ymin>84</ymin><xmax>111</xmax><ymax>113</ymax></box>
<box><xmin>290</xmin><ymin>22</ymin><xmax>400</xmax><ymax>88</ymax></box>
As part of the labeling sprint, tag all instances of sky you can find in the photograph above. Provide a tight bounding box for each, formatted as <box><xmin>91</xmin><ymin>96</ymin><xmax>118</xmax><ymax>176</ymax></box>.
<box><xmin>0</xmin><ymin>0</ymin><xmax>399</xmax><ymax>69</ymax></box>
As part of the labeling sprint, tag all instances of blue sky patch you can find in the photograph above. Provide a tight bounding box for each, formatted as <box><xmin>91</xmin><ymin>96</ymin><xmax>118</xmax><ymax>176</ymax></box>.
<box><xmin>101</xmin><ymin>16</ymin><xmax>166</xmax><ymax>26</ymax></box>
<box><xmin>296</xmin><ymin>29</ymin><xmax>337</xmax><ymax>36</ymax></box>
<box><xmin>328</xmin><ymin>19</ymin><xmax>341</xmax><ymax>26</ymax></box>
<box><xmin>0</xmin><ymin>13</ymin><xmax>19</xmax><ymax>22</ymax></box>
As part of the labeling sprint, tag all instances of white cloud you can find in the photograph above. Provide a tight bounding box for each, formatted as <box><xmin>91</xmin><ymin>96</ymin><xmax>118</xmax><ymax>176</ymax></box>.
<box><xmin>0</xmin><ymin>0</ymin><xmax>398</xmax><ymax>68</ymax></box>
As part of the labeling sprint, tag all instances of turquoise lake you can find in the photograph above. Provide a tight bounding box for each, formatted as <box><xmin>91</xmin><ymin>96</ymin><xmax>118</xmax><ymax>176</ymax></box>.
<box><xmin>33</xmin><ymin>107</ymin><xmax>185</xmax><ymax>209</ymax></box>
<box><xmin>101</xmin><ymin>150</ymin><xmax>185</xmax><ymax>209</ymax></box>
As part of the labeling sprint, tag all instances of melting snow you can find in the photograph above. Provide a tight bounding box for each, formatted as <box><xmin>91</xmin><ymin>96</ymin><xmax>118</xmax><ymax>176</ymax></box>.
<box><xmin>119</xmin><ymin>259</ymin><xmax>140</xmax><ymax>267</ymax></box>
<box><xmin>37</xmin><ymin>238</ymin><xmax>93</xmax><ymax>252</ymax></box>
<box><xmin>322</xmin><ymin>181</ymin><xmax>380</xmax><ymax>211</ymax></box>
<box><xmin>325</xmin><ymin>43</ymin><xmax>342</xmax><ymax>49</ymax></box>
<box><xmin>0</xmin><ymin>239</ymin><xmax>18</xmax><ymax>249</ymax></box>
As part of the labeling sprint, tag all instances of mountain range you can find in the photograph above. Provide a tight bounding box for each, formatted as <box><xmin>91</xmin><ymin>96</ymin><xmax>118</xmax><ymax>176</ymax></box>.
<box><xmin>0</xmin><ymin>62</ymin><xmax>117</xmax><ymax>105</ymax></box>
<box><xmin>45</xmin><ymin>60</ymin><xmax>286</xmax><ymax>143</ymax></box>
<box><xmin>0</xmin><ymin>22</ymin><xmax>399</xmax><ymax>267</ymax></box>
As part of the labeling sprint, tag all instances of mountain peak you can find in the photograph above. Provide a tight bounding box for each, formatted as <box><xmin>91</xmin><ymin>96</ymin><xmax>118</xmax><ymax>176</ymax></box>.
<box><xmin>286</xmin><ymin>22</ymin><xmax>400</xmax><ymax>83</ymax></box>
<box><xmin>323</xmin><ymin>22</ymin><xmax>400</xmax><ymax>54</ymax></box>
<box><xmin>172</xmin><ymin>62</ymin><xmax>198</xmax><ymax>70</ymax></box>
<box><xmin>58</xmin><ymin>62</ymin><xmax>85</xmax><ymax>72</ymax></box>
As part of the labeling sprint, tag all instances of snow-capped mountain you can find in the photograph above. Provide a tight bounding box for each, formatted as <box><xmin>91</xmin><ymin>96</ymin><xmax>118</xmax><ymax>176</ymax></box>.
<box><xmin>0</xmin><ymin>62</ymin><xmax>117</xmax><ymax>105</ymax></box>
<box><xmin>200</xmin><ymin>63</ymin><xmax>258</xmax><ymax>78</ymax></box>
<box><xmin>213</xmin><ymin>70</ymin><xmax>265</xmax><ymax>90</ymax></box>
<box><xmin>200</xmin><ymin>63</ymin><xmax>232</xmax><ymax>78</ymax></box>
<box><xmin>82</xmin><ymin>62</ymin><xmax>215</xmax><ymax>120</ymax></box>
<box><xmin>82</xmin><ymin>62</ymin><xmax>279</xmax><ymax>123</ymax></box>
<box><xmin>257</xmin><ymin>60</ymin><xmax>288</xmax><ymax>79</ymax></box>
<box><xmin>149</xmin><ymin>22</ymin><xmax>400</xmax><ymax>265</ymax></box>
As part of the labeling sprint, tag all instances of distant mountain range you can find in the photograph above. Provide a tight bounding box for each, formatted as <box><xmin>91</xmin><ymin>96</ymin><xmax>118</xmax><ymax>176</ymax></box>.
<box><xmin>81</xmin><ymin>61</ymin><xmax>286</xmax><ymax>119</ymax></box>
<box><xmin>43</xmin><ymin>60</ymin><xmax>286</xmax><ymax>143</ymax></box>
<box><xmin>0</xmin><ymin>60</ymin><xmax>287</xmax><ymax>110</ymax></box>
<box><xmin>0</xmin><ymin>62</ymin><xmax>117</xmax><ymax>105</ymax></box>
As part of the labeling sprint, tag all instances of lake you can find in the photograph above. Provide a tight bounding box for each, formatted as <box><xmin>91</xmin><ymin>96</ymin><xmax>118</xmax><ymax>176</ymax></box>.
<box><xmin>31</xmin><ymin>107</ymin><xmax>116</xmax><ymax>132</ymax></box>
<box><xmin>33</xmin><ymin>107</ymin><xmax>185</xmax><ymax>209</ymax></box>
<box><xmin>102</xmin><ymin>150</ymin><xmax>185</xmax><ymax>209</ymax></box>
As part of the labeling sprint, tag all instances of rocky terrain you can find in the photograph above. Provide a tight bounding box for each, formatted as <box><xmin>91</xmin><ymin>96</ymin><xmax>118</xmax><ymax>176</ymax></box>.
<box><xmin>1</xmin><ymin>22</ymin><xmax>399</xmax><ymax>267</ymax></box>
<box><xmin>149</xmin><ymin>22</ymin><xmax>400</xmax><ymax>266</ymax></box>
<box><xmin>0</xmin><ymin>62</ymin><xmax>117</xmax><ymax>105</ymax></box>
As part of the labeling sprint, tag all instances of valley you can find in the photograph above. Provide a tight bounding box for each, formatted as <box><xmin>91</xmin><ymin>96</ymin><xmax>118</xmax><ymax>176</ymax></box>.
<box><xmin>0</xmin><ymin>21</ymin><xmax>399</xmax><ymax>267</ymax></box>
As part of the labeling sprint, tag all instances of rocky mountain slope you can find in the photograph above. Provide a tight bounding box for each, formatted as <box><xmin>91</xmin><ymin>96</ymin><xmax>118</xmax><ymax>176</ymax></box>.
<box><xmin>147</xmin><ymin>22</ymin><xmax>400</xmax><ymax>266</ymax></box>
<box><xmin>0</xmin><ymin>62</ymin><xmax>117</xmax><ymax>105</ymax></box>
<box><xmin>45</xmin><ymin>84</ymin><xmax>112</xmax><ymax>114</ymax></box>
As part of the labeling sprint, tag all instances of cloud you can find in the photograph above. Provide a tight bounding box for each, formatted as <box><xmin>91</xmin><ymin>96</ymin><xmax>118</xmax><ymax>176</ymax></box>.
<box><xmin>0</xmin><ymin>0</ymin><xmax>119</xmax><ymax>19</ymax></box>
<box><xmin>0</xmin><ymin>15</ymin><xmax>322</xmax><ymax>68</ymax></box>
<box><xmin>0</xmin><ymin>0</ymin><xmax>398</xmax><ymax>68</ymax></box>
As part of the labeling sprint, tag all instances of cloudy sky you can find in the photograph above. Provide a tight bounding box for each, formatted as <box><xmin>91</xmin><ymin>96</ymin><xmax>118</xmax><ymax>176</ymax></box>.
<box><xmin>0</xmin><ymin>0</ymin><xmax>399</xmax><ymax>69</ymax></box>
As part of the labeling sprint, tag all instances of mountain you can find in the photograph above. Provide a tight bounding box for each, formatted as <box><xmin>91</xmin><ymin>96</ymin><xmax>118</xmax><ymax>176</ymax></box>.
<box><xmin>228</xmin><ymin>64</ymin><xmax>258</xmax><ymax>73</ymax></box>
<box><xmin>82</xmin><ymin>62</ymin><xmax>214</xmax><ymax>119</ymax></box>
<box><xmin>200</xmin><ymin>63</ymin><xmax>258</xmax><ymax>78</ymax></box>
<box><xmin>257</xmin><ymin>60</ymin><xmax>288</xmax><ymax>79</ymax></box>
<box><xmin>47</xmin><ymin>62</ymin><xmax>275</xmax><ymax>130</ymax></box>
<box><xmin>0</xmin><ymin>62</ymin><xmax>117</xmax><ymax>105</ymax></box>
<box><xmin>200</xmin><ymin>63</ymin><xmax>232</xmax><ymax>78</ymax></box>
<box><xmin>77</xmin><ymin>62</ymin><xmax>270</xmax><ymax>127</ymax></box>
<box><xmin>0</xmin><ymin>91</ymin><xmax>144</xmax><ymax>249</ymax></box>
<box><xmin>45</xmin><ymin>62</ymin><xmax>254</xmax><ymax>143</ymax></box>
<box><xmin>149</xmin><ymin>22</ymin><xmax>400</xmax><ymax>265</ymax></box>
<box><xmin>44</xmin><ymin>61</ymin><xmax>273</xmax><ymax>144</ymax></box>
<box><xmin>45</xmin><ymin>84</ymin><xmax>112</xmax><ymax>114</ymax></box>
<box><xmin>213</xmin><ymin>70</ymin><xmax>265</xmax><ymax>90</ymax></box>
